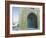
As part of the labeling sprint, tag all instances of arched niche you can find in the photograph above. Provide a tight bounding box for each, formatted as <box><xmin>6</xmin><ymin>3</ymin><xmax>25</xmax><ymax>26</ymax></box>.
<box><xmin>27</xmin><ymin>13</ymin><xmax>38</xmax><ymax>29</ymax></box>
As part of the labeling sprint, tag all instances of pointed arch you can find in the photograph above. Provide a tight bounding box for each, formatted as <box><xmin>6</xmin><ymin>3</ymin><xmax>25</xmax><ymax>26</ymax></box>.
<box><xmin>27</xmin><ymin>13</ymin><xmax>38</xmax><ymax>29</ymax></box>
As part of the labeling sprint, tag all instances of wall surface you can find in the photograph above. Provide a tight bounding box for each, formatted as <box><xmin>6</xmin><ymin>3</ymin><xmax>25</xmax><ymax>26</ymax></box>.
<box><xmin>0</xmin><ymin>0</ymin><xmax>46</xmax><ymax>38</ymax></box>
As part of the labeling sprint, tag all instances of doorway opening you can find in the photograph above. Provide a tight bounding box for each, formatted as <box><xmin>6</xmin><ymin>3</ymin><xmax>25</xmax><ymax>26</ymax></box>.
<box><xmin>27</xmin><ymin>13</ymin><xmax>38</xmax><ymax>29</ymax></box>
